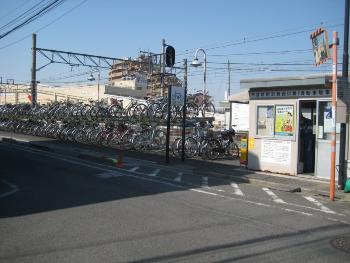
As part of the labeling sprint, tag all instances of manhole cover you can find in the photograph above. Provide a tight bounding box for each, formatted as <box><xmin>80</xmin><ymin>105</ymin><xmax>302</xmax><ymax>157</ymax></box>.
<box><xmin>330</xmin><ymin>236</ymin><xmax>350</xmax><ymax>253</ymax></box>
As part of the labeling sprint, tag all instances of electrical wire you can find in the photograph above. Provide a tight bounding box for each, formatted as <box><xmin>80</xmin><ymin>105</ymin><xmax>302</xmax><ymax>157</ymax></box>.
<box><xmin>0</xmin><ymin>0</ymin><xmax>35</xmax><ymax>23</ymax></box>
<box><xmin>0</xmin><ymin>0</ymin><xmax>67</xmax><ymax>40</ymax></box>
<box><xmin>0</xmin><ymin>0</ymin><xmax>88</xmax><ymax>51</ymax></box>
<box><xmin>177</xmin><ymin>22</ymin><xmax>343</xmax><ymax>56</ymax></box>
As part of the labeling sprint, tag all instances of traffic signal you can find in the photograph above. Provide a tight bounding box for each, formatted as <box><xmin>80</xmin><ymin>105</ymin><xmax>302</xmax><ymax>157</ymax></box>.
<box><xmin>165</xmin><ymin>46</ymin><xmax>175</xmax><ymax>67</ymax></box>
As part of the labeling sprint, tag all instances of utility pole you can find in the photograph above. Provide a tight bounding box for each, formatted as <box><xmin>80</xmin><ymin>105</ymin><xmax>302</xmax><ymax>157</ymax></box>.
<box><xmin>330</xmin><ymin>31</ymin><xmax>339</xmax><ymax>201</ymax></box>
<box><xmin>228</xmin><ymin>60</ymin><xmax>231</xmax><ymax>97</ymax></box>
<box><xmin>31</xmin><ymin>33</ymin><xmax>37</xmax><ymax>107</ymax></box>
<box><xmin>228</xmin><ymin>60</ymin><xmax>232</xmax><ymax>129</ymax></box>
<box><xmin>182</xmin><ymin>59</ymin><xmax>188</xmax><ymax>161</ymax></box>
<box><xmin>339</xmin><ymin>0</ymin><xmax>349</xmax><ymax>190</ymax></box>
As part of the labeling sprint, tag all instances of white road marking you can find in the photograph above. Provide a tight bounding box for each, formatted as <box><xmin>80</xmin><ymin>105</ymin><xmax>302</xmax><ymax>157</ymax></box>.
<box><xmin>262</xmin><ymin>187</ymin><xmax>287</xmax><ymax>204</ymax></box>
<box><xmin>97</xmin><ymin>172</ymin><xmax>123</xmax><ymax>179</ymax></box>
<box><xmin>304</xmin><ymin>196</ymin><xmax>336</xmax><ymax>214</ymax></box>
<box><xmin>174</xmin><ymin>172</ymin><xmax>182</xmax><ymax>182</ymax></box>
<box><xmin>202</xmin><ymin>176</ymin><xmax>209</xmax><ymax>188</ymax></box>
<box><xmin>129</xmin><ymin>166</ymin><xmax>139</xmax><ymax>172</ymax></box>
<box><xmin>231</xmin><ymin>182</ymin><xmax>244</xmax><ymax>196</ymax></box>
<box><xmin>283</xmin><ymin>208</ymin><xmax>313</xmax><ymax>216</ymax></box>
<box><xmin>327</xmin><ymin>218</ymin><xmax>350</xmax><ymax>225</ymax></box>
<box><xmin>191</xmin><ymin>188</ymin><xmax>219</xmax><ymax>196</ymax></box>
<box><xmin>5</xmin><ymin>143</ymin><xmax>337</xmax><ymax>220</ymax></box>
<box><xmin>0</xmin><ymin>179</ymin><xmax>19</xmax><ymax>198</ymax></box>
<box><xmin>148</xmin><ymin>168</ymin><xmax>160</xmax><ymax>177</ymax></box>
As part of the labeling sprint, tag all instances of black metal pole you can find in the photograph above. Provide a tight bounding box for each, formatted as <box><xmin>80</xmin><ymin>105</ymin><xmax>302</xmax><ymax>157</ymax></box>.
<box><xmin>182</xmin><ymin>59</ymin><xmax>188</xmax><ymax>161</ymax></box>
<box><xmin>339</xmin><ymin>0</ymin><xmax>349</xmax><ymax>189</ymax></box>
<box><xmin>165</xmin><ymin>84</ymin><xmax>172</xmax><ymax>164</ymax></box>
<box><xmin>31</xmin><ymin>33</ymin><xmax>37</xmax><ymax>107</ymax></box>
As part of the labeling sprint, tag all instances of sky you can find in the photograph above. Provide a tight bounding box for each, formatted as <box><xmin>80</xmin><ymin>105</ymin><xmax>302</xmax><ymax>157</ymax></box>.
<box><xmin>0</xmin><ymin>0</ymin><xmax>345</xmax><ymax>104</ymax></box>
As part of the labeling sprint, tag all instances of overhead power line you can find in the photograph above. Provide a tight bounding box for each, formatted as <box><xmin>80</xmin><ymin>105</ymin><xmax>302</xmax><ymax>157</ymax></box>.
<box><xmin>0</xmin><ymin>0</ymin><xmax>66</xmax><ymax>40</ymax></box>
<box><xmin>0</xmin><ymin>0</ymin><xmax>87</xmax><ymax>51</ymax></box>
<box><xmin>177</xmin><ymin>22</ymin><xmax>343</xmax><ymax>56</ymax></box>
<box><xmin>0</xmin><ymin>0</ymin><xmax>35</xmax><ymax>23</ymax></box>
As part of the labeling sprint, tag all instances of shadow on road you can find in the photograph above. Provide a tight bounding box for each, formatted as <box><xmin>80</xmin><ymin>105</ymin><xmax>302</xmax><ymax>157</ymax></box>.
<box><xmin>0</xmin><ymin>139</ymin><xmax>254</xmax><ymax>218</ymax></box>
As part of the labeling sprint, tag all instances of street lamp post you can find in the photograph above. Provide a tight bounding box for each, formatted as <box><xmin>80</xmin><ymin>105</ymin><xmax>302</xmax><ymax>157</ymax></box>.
<box><xmin>88</xmin><ymin>69</ymin><xmax>100</xmax><ymax>101</ymax></box>
<box><xmin>191</xmin><ymin>48</ymin><xmax>207</xmax><ymax>116</ymax></box>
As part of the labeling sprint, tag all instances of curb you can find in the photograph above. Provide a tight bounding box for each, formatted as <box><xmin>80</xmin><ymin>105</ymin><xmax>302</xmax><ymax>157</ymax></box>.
<box><xmin>28</xmin><ymin>143</ymin><xmax>52</xmax><ymax>152</ymax></box>
<box><xmin>77</xmin><ymin>153</ymin><xmax>114</xmax><ymax>166</ymax></box>
<box><xmin>2</xmin><ymin>134</ymin><xmax>349</xmax><ymax>202</ymax></box>
<box><xmin>2</xmin><ymin>137</ymin><xmax>17</xmax><ymax>144</ymax></box>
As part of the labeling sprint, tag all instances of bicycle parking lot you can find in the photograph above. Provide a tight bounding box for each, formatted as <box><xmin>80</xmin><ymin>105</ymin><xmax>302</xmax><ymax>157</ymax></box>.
<box><xmin>0</xmin><ymin>96</ymin><xmax>242</xmax><ymax>162</ymax></box>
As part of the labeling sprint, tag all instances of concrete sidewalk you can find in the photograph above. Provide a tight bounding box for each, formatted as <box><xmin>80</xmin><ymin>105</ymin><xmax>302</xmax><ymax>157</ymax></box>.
<box><xmin>1</xmin><ymin>131</ymin><xmax>349</xmax><ymax>202</ymax></box>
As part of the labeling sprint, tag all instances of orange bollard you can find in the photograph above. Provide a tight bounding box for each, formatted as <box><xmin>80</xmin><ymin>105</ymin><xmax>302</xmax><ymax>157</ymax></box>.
<box><xmin>116</xmin><ymin>149</ymin><xmax>123</xmax><ymax>168</ymax></box>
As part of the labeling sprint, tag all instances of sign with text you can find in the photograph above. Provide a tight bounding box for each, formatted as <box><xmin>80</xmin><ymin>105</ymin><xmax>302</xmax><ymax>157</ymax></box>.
<box><xmin>275</xmin><ymin>105</ymin><xmax>294</xmax><ymax>136</ymax></box>
<box><xmin>261</xmin><ymin>140</ymin><xmax>291</xmax><ymax>164</ymax></box>
<box><xmin>171</xmin><ymin>86</ymin><xmax>185</xmax><ymax>107</ymax></box>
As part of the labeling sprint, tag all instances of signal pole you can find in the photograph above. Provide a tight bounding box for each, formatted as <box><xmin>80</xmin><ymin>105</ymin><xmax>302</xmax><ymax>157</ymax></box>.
<box><xmin>160</xmin><ymin>39</ymin><xmax>166</xmax><ymax>97</ymax></box>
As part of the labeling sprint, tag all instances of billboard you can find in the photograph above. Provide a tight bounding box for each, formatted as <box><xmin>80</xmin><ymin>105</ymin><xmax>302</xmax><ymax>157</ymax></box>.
<box><xmin>310</xmin><ymin>28</ymin><xmax>330</xmax><ymax>66</ymax></box>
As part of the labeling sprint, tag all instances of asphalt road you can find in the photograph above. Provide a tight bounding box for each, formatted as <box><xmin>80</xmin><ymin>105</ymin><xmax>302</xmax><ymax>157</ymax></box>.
<box><xmin>0</xmin><ymin>141</ymin><xmax>349</xmax><ymax>263</ymax></box>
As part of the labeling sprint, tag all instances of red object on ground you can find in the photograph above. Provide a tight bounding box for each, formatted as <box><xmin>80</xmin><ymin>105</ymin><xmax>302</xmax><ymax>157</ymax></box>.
<box><xmin>116</xmin><ymin>150</ymin><xmax>123</xmax><ymax>168</ymax></box>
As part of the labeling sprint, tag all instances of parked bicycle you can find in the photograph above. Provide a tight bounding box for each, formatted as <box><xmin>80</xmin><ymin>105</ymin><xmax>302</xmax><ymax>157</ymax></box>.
<box><xmin>205</xmin><ymin>126</ymin><xmax>240</xmax><ymax>160</ymax></box>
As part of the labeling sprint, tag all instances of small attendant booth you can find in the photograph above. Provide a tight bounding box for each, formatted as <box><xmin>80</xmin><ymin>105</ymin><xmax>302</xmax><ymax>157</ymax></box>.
<box><xmin>242</xmin><ymin>75</ymin><xmax>349</xmax><ymax>179</ymax></box>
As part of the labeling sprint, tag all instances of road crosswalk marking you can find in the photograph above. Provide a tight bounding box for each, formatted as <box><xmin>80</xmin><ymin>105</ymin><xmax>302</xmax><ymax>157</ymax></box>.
<box><xmin>148</xmin><ymin>168</ymin><xmax>160</xmax><ymax>177</ymax></box>
<box><xmin>202</xmin><ymin>176</ymin><xmax>209</xmax><ymax>188</ymax></box>
<box><xmin>97</xmin><ymin>172</ymin><xmax>123</xmax><ymax>179</ymax></box>
<box><xmin>129</xmin><ymin>166</ymin><xmax>139</xmax><ymax>172</ymax></box>
<box><xmin>230</xmin><ymin>182</ymin><xmax>244</xmax><ymax>196</ymax></box>
<box><xmin>174</xmin><ymin>172</ymin><xmax>182</xmax><ymax>182</ymax></box>
<box><xmin>303</xmin><ymin>196</ymin><xmax>336</xmax><ymax>214</ymax></box>
<box><xmin>262</xmin><ymin>187</ymin><xmax>287</xmax><ymax>204</ymax></box>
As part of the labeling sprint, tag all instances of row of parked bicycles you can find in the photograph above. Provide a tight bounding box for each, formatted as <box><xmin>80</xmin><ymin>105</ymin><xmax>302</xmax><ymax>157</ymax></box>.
<box><xmin>0</xmin><ymin>97</ymin><xmax>240</xmax><ymax>160</ymax></box>
<box><xmin>0</xmin><ymin>93</ymin><xmax>215</xmax><ymax>124</ymax></box>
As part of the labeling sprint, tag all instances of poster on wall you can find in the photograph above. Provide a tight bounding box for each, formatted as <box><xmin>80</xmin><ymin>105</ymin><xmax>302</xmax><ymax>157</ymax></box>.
<box><xmin>324</xmin><ymin>105</ymin><xmax>333</xmax><ymax>133</ymax></box>
<box><xmin>257</xmin><ymin>105</ymin><xmax>274</xmax><ymax>136</ymax></box>
<box><xmin>231</xmin><ymin>103</ymin><xmax>249</xmax><ymax>131</ymax></box>
<box><xmin>275</xmin><ymin>105</ymin><xmax>294</xmax><ymax>136</ymax></box>
<box><xmin>261</xmin><ymin>140</ymin><xmax>291</xmax><ymax>165</ymax></box>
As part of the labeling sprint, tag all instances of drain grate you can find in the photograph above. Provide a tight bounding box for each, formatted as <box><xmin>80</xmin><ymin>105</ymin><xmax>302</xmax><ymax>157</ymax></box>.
<box><xmin>330</xmin><ymin>236</ymin><xmax>350</xmax><ymax>253</ymax></box>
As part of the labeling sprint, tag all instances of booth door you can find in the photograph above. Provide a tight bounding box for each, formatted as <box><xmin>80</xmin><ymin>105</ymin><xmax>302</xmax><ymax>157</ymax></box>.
<box><xmin>315</xmin><ymin>100</ymin><xmax>340</xmax><ymax>179</ymax></box>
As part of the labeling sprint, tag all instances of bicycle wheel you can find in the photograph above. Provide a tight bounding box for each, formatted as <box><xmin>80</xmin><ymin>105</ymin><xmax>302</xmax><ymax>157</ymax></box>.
<box><xmin>186</xmin><ymin>102</ymin><xmax>199</xmax><ymax>118</ymax></box>
<box><xmin>184</xmin><ymin>137</ymin><xmax>198</xmax><ymax>158</ymax></box>
<box><xmin>171</xmin><ymin>138</ymin><xmax>181</xmax><ymax>157</ymax></box>
<box><xmin>205</xmin><ymin>139</ymin><xmax>221</xmax><ymax>160</ymax></box>
<box><xmin>132</xmin><ymin>134</ymin><xmax>143</xmax><ymax>150</ymax></box>
<box><xmin>227</xmin><ymin>141</ymin><xmax>240</xmax><ymax>158</ymax></box>
<box><xmin>120</xmin><ymin>132</ymin><xmax>133</xmax><ymax>149</ymax></box>
<box><xmin>202</xmin><ymin>102</ymin><xmax>215</xmax><ymax>118</ymax></box>
<box><xmin>153</xmin><ymin>129</ymin><xmax>166</xmax><ymax>148</ymax></box>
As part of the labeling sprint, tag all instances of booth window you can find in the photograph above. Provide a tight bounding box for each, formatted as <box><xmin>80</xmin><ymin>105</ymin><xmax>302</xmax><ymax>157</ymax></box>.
<box><xmin>257</xmin><ymin>105</ymin><xmax>275</xmax><ymax>136</ymax></box>
<box><xmin>256</xmin><ymin>104</ymin><xmax>295</xmax><ymax>137</ymax></box>
<box><xmin>317</xmin><ymin>101</ymin><xmax>340</xmax><ymax>140</ymax></box>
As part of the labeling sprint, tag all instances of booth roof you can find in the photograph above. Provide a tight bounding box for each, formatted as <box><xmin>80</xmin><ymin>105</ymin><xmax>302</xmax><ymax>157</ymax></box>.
<box><xmin>240</xmin><ymin>74</ymin><xmax>334</xmax><ymax>90</ymax></box>
<box><xmin>228</xmin><ymin>90</ymin><xmax>249</xmax><ymax>103</ymax></box>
